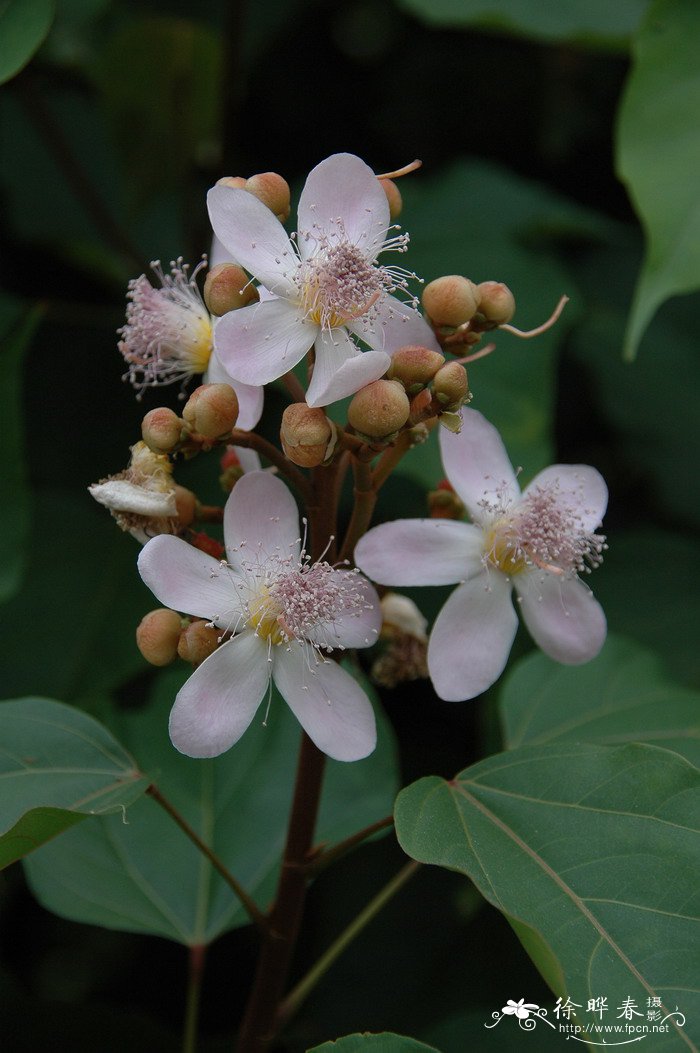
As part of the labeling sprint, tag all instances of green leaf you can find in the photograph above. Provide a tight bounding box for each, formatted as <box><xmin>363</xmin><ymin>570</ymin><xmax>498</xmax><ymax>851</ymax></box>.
<box><xmin>0</xmin><ymin>0</ymin><xmax>54</xmax><ymax>84</ymax></box>
<box><xmin>0</xmin><ymin>697</ymin><xmax>149</xmax><ymax>869</ymax></box>
<box><xmin>616</xmin><ymin>0</ymin><xmax>700</xmax><ymax>359</ymax></box>
<box><xmin>0</xmin><ymin>295</ymin><xmax>43</xmax><ymax>603</ymax></box>
<box><xmin>395</xmin><ymin>161</ymin><xmax>594</xmax><ymax>493</ymax></box>
<box><xmin>394</xmin><ymin>0</ymin><xmax>649</xmax><ymax>48</ymax></box>
<box><xmin>501</xmin><ymin>636</ymin><xmax>700</xmax><ymax>765</ymax></box>
<box><xmin>308</xmin><ymin>1036</ymin><xmax>441</xmax><ymax>1053</ymax></box>
<box><xmin>25</xmin><ymin>667</ymin><xmax>399</xmax><ymax>945</ymax></box>
<box><xmin>395</xmin><ymin>743</ymin><xmax>700</xmax><ymax>1048</ymax></box>
<box><xmin>0</xmin><ymin>491</ymin><xmax>153</xmax><ymax>702</ymax></box>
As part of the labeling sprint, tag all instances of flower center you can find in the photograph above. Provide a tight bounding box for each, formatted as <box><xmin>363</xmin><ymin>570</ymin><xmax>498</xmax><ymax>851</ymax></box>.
<box><xmin>297</xmin><ymin>242</ymin><xmax>385</xmax><ymax>329</ymax></box>
<box><xmin>480</xmin><ymin>481</ymin><xmax>606</xmax><ymax>578</ymax></box>
<box><xmin>119</xmin><ymin>258</ymin><xmax>213</xmax><ymax>396</ymax></box>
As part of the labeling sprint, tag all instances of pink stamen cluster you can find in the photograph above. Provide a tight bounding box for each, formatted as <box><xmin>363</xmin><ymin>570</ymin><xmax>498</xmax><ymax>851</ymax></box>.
<box><xmin>480</xmin><ymin>478</ymin><xmax>607</xmax><ymax>577</ymax></box>
<box><xmin>119</xmin><ymin>258</ymin><xmax>212</xmax><ymax>396</ymax></box>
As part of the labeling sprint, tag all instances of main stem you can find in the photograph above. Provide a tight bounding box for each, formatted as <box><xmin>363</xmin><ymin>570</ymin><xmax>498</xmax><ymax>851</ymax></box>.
<box><xmin>235</xmin><ymin>461</ymin><xmax>340</xmax><ymax>1052</ymax></box>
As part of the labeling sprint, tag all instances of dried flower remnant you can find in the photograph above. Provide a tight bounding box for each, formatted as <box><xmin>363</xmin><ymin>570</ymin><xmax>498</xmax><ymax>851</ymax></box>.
<box><xmin>371</xmin><ymin>593</ymin><xmax>429</xmax><ymax>689</ymax></box>
<box><xmin>88</xmin><ymin>441</ymin><xmax>187</xmax><ymax>543</ymax></box>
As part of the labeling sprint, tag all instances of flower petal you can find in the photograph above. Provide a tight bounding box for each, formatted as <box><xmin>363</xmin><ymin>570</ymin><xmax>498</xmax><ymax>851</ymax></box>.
<box><xmin>439</xmin><ymin>408</ymin><xmax>520</xmax><ymax>523</ymax></box>
<box><xmin>169</xmin><ymin>632</ymin><xmax>269</xmax><ymax>757</ymax></box>
<box><xmin>296</xmin><ymin>153</ymin><xmax>390</xmax><ymax>262</ymax></box>
<box><xmin>427</xmin><ymin>570</ymin><xmax>518</xmax><ymax>701</ymax></box>
<box><xmin>232</xmin><ymin>445</ymin><xmax>262</xmax><ymax>473</ymax></box>
<box><xmin>305</xmin><ymin>571</ymin><xmax>382</xmax><ymax>650</ymax></box>
<box><xmin>306</xmin><ymin>327</ymin><xmax>389</xmax><ymax>407</ymax></box>
<box><xmin>89</xmin><ymin>479</ymin><xmax>177</xmax><ymax>518</ymax></box>
<box><xmin>138</xmin><ymin>534</ymin><xmax>237</xmax><ymax>623</ymax></box>
<box><xmin>209</xmin><ymin>234</ymin><xmax>233</xmax><ymax>269</ymax></box>
<box><xmin>514</xmin><ymin>571</ymin><xmax>607</xmax><ymax>664</ymax></box>
<box><xmin>214</xmin><ymin>298</ymin><xmax>315</xmax><ymax>387</ymax></box>
<box><xmin>207</xmin><ymin>185</ymin><xmax>297</xmax><ymax>297</ymax></box>
<box><xmin>522</xmin><ymin>464</ymin><xmax>608</xmax><ymax>532</ymax></box>
<box><xmin>355</xmin><ymin>519</ymin><xmax>483</xmax><ymax>586</ymax></box>
<box><xmin>224</xmin><ymin>470</ymin><xmax>301</xmax><ymax>568</ymax></box>
<box><xmin>273</xmin><ymin>647</ymin><xmax>376</xmax><ymax>761</ymax></box>
<box><xmin>348</xmin><ymin>294</ymin><xmax>441</xmax><ymax>355</ymax></box>
<box><xmin>204</xmin><ymin>347</ymin><xmax>264</xmax><ymax>430</ymax></box>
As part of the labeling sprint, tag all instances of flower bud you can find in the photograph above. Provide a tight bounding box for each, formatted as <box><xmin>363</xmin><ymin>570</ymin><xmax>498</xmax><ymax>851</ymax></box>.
<box><xmin>136</xmin><ymin>608</ymin><xmax>182</xmax><ymax>666</ymax></box>
<box><xmin>432</xmin><ymin>361</ymin><xmax>469</xmax><ymax>409</ymax></box>
<box><xmin>216</xmin><ymin>176</ymin><xmax>247</xmax><ymax>190</ymax></box>
<box><xmin>182</xmin><ymin>383</ymin><xmax>239</xmax><ymax>439</ymax></box>
<box><xmin>280</xmin><ymin>404</ymin><xmax>334</xmax><ymax>467</ymax></box>
<box><xmin>189</xmin><ymin>531</ymin><xmax>225</xmax><ymax>559</ymax></box>
<box><xmin>348</xmin><ymin>380</ymin><xmax>410</xmax><ymax>441</ymax></box>
<box><xmin>475</xmin><ymin>281</ymin><xmax>515</xmax><ymax>327</ymax></box>
<box><xmin>422</xmin><ymin>276</ymin><xmax>480</xmax><ymax>328</ymax></box>
<box><xmin>379</xmin><ymin>177</ymin><xmax>402</xmax><ymax>219</ymax></box>
<box><xmin>177</xmin><ymin>619</ymin><xmax>221</xmax><ymax>664</ymax></box>
<box><xmin>219</xmin><ymin>447</ymin><xmax>244</xmax><ymax>491</ymax></box>
<box><xmin>173</xmin><ymin>485</ymin><xmax>197</xmax><ymax>527</ymax></box>
<box><xmin>203</xmin><ymin>263</ymin><xmax>259</xmax><ymax>316</ymax></box>
<box><xmin>141</xmin><ymin>407</ymin><xmax>183</xmax><ymax>453</ymax></box>
<box><xmin>407</xmin><ymin>388</ymin><xmax>434</xmax><ymax>427</ymax></box>
<box><xmin>245</xmin><ymin>172</ymin><xmax>291</xmax><ymax>222</ymax></box>
<box><xmin>427</xmin><ymin>479</ymin><xmax>466</xmax><ymax>520</ymax></box>
<box><xmin>386</xmin><ymin>345</ymin><xmax>445</xmax><ymax>393</ymax></box>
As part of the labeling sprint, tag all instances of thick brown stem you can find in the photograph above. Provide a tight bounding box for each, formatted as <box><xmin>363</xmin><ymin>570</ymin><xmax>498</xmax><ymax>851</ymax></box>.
<box><xmin>338</xmin><ymin>456</ymin><xmax>377</xmax><ymax>564</ymax></box>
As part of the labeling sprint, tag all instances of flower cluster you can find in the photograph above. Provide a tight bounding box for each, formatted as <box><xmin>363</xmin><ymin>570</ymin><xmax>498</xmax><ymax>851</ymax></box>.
<box><xmin>107</xmin><ymin>151</ymin><xmax>608</xmax><ymax>762</ymax></box>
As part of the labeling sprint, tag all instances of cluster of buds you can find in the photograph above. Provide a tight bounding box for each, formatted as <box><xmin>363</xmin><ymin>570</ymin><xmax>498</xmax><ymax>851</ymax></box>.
<box><xmin>215</xmin><ymin>171</ymin><xmax>291</xmax><ymax>223</ymax></box>
<box><xmin>136</xmin><ymin>609</ymin><xmax>221</xmax><ymax>667</ymax></box>
<box><xmin>141</xmin><ymin>382</ymin><xmax>240</xmax><ymax>455</ymax></box>
<box><xmin>422</xmin><ymin>275</ymin><xmax>516</xmax><ymax>352</ymax></box>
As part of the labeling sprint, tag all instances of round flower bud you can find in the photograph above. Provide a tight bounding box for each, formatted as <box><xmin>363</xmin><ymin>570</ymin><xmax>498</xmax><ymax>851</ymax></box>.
<box><xmin>280</xmin><ymin>404</ymin><xmax>334</xmax><ymax>467</ymax></box>
<box><xmin>177</xmin><ymin>618</ymin><xmax>221</xmax><ymax>665</ymax></box>
<box><xmin>173</xmin><ymin>485</ymin><xmax>197</xmax><ymax>527</ymax></box>
<box><xmin>432</xmin><ymin>361</ymin><xmax>469</xmax><ymax>409</ymax></box>
<box><xmin>216</xmin><ymin>176</ymin><xmax>247</xmax><ymax>190</ymax></box>
<box><xmin>348</xmin><ymin>380</ymin><xmax>410</xmax><ymax>440</ymax></box>
<box><xmin>203</xmin><ymin>263</ymin><xmax>259</xmax><ymax>316</ymax></box>
<box><xmin>476</xmin><ymin>281</ymin><xmax>516</xmax><ymax>327</ymax></box>
<box><xmin>182</xmin><ymin>383</ymin><xmax>239</xmax><ymax>439</ymax></box>
<box><xmin>387</xmin><ymin>345</ymin><xmax>445</xmax><ymax>393</ymax></box>
<box><xmin>141</xmin><ymin>407</ymin><xmax>183</xmax><ymax>453</ymax></box>
<box><xmin>245</xmin><ymin>172</ymin><xmax>291</xmax><ymax>223</ymax></box>
<box><xmin>136</xmin><ymin>608</ymin><xmax>182</xmax><ymax>666</ymax></box>
<box><xmin>379</xmin><ymin>178</ymin><xmax>402</xmax><ymax>220</ymax></box>
<box><xmin>422</xmin><ymin>276</ymin><xmax>480</xmax><ymax>328</ymax></box>
<box><xmin>407</xmin><ymin>387</ymin><xmax>434</xmax><ymax>427</ymax></box>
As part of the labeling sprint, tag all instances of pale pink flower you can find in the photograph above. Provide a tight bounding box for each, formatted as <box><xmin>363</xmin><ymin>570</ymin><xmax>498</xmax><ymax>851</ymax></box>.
<box><xmin>118</xmin><ymin>258</ymin><xmax>263</xmax><ymax>430</ymax></box>
<box><xmin>354</xmin><ymin>409</ymin><xmax>607</xmax><ymax>702</ymax></box>
<box><xmin>138</xmin><ymin>471</ymin><xmax>380</xmax><ymax>760</ymax></box>
<box><xmin>208</xmin><ymin>153</ymin><xmax>439</xmax><ymax>408</ymax></box>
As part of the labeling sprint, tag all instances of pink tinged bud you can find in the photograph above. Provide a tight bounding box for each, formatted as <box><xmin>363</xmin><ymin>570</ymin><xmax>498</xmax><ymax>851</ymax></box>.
<box><xmin>280</xmin><ymin>404</ymin><xmax>334</xmax><ymax>467</ymax></box>
<box><xmin>348</xmin><ymin>380</ymin><xmax>411</xmax><ymax>441</ymax></box>
<box><xmin>387</xmin><ymin>345</ymin><xmax>446</xmax><ymax>393</ymax></box>
<box><xmin>182</xmin><ymin>383</ymin><xmax>239</xmax><ymax>439</ymax></box>
<box><xmin>432</xmin><ymin>361</ymin><xmax>470</xmax><ymax>410</ymax></box>
<box><xmin>407</xmin><ymin>387</ymin><xmax>435</xmax><ymax>427</ymax></box>
<box><xmin>422</xmin><ymin>275</ymin><xmax>480</xmax><ymax>328</ymax></box>
<box><xmin>379</xmin><ymin>177</ymin><xmax>403</xmax><ymax>219</ymax></box>
<box><xmin>476</xmin><ymin>281</ymin><xmax>516</xmax><ymax>327</ymax></box>
<box><xmin>244</xmin><ymin>172</ymin><xmax>291</xmax><ymax>223</ymax></box>
<box><xmin>136</xmin><ymin>608</ymin><xmax>182</xmax><ymax>666</ymax></box>
<box><xmin>216</xmin><ymin>176</ymin><xmax>247</xmax><ymax>189</ymax></box>
<box><xmin>427</xmin><ymin>479</ymin><xmax>466</xmax><ymax>520</ymax></box>
<box><xmin>141</xmin><ymin>407</ymin><xmax>184</xmax><ymax>453</ymax></box>
<box><xmin>203</xmin><ymin>263</ymin><xmax>259</xmax><ymax>316</ymax></box>
<box><xmin>177</xmin><ymin>619</ymin><xmax>221</xmax><ymax>664</ymax></box>
<box><xmin>173</xmin><ymin>485</ymin><xmax>197</xmax><ymax>527</ymax></box>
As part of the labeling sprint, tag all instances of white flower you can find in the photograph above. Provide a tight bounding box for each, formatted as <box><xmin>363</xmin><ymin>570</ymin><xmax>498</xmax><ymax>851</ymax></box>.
<box><xmin>118</xmin><ymin>258</ymin><xmax>263</xmax><ymax>430</ymax></box>
<box><xmin>502</xmin><ymin>999</ymin><xmax>539</xmax><ymax>1020</ymax></box>
<box><xmin>138</xmin><ymin>471</ymin><xmax>380</xmax><ymax>760</ymax></box>
<box><xmin>354</xmin><ymin>408</ymin><xmax>607</xmax><ymax>702</ymax></box>
<box><xmin>208</xmin><ymin>153</ymin><xmax>439</xmax><ymax>408</ymax></box>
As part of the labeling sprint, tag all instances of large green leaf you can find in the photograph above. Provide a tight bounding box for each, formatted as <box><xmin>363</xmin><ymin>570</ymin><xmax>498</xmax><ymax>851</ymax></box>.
<box><xmin>395</xmin><ymin>161</ymin><xmax>599</xmax><ymax>493</ymax></box>
<box><xmin>395</xmin><ymin>743</ymin><xmax>700</xmax><ymax>1049</ymax></box>
<box><xmin>0</xmin><ymin>0</ymin><xmax>54</xmax><ymax>84</ymax></box>
<box><xmin>0</xmin><ymin>295</ymin><xmax>43</xmax><ymax>603</ymax></box>
<box><xmin>309</xmin><ymin>1036</ymin><xmax>440</xmax><ymax>1053</ymax></box>
<box><xmin>394</xmin><ymin>0</ymin><xmax>649</xmax><ymax>47</ymax></box>
<box><xmin>616</xmin><ymin>0</ymin><xmax>700</xmax><ymax>359</ymax></box>
<box><xmin>501</xmin><ymin>636</ymin><xmax>700</xmax><ymax>765</ymax></box>
<box><xmin>0</xmin><ymin>697</ymin><xmax>149</xmax><ymax>869</ymax></box>
<box><xmin>25</xmin><ymin>667</ymin><xmax>399</xmax><ymax>945</ymax></box>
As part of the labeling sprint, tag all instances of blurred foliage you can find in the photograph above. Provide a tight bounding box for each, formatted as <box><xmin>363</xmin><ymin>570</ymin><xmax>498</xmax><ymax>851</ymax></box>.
<box><xmin>1</xmin><ymin>0</ymin><xmax>699</xmax><ymax>1049</ymax></box>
